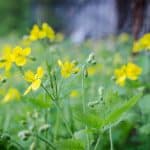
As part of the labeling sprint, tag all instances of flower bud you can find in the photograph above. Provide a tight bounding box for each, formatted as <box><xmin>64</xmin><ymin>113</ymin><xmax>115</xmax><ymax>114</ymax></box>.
<box><xmin>18</xmin><ymin>130</ymin><xmax>31</xmax><ymax>141</ymax></box>
<box><xmin>98</xmin><ymin>86</ymin><xmax>104</xmax><ymax>96</ymax></box>
<box><xmin>30</xmin><ymin>142</ymin><xmax>36</xmax><ymax>150</ymax></box>
<box><xmin>72</xmin><ymin>60</ymin><xmax>78</xmax><ymax>65</ymax></box>
<box><xmin>39</xmin><ymin>124</ymin><xmax>50</xmax><ymax>133</ymax></box>
<box><xmin>83</xmin><ymin>69</ymin><xmax>88</xmax><ymax>78</ymax></box>
<box><xmin>88</xmin><ymin>100</ymin><xmax>99</xmax><ymax>107</ymax></box>
<box><xmin>87</xmin><ymin>53</ymin><xmax>95</xmax><ymax>64</ymax></box>
<box><xmin>1</xmin><ymin>134</ymin><xmax>11</xmax><ymax>141</ymax></box>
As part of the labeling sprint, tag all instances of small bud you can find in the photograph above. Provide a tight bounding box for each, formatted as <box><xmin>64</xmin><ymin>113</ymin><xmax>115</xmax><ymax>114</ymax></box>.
<box><xmin>72</xmin><ymin>60</ymin><xmax>78</xmax><ymax>65</ymax></box>
<box><xmin>88</xmin><ymin>101</ymin><xmax>99</xmax><ymax>107</ymax></box>
<box><xmin>1</xmin><ymin>134</ymin><xmax>11</xmax><ymax>141</ymax></box>
<box><xmin>30</xmin><ymin>142</ymin><xmax>36</xmax><ymax>150</ymax></box>
<box><xmin>18</xmin><ymin>130</ymin><xmax>31</xmax><ymax>141</ymax></box>
<box><xmin>1</xmin><ymin>78</ymin><xmax>6</xmax><ymax>83</ymax></box>
<box><xmin>29</xmin><ymin>56</ymin><xmax>36</xmax><ymax>61</ymax></box>
<box><xmin>111</xmin><ymin>76</ymin><xmax>116</xmax><ymax>81</ymax></box>
<box><xmin>83</xmin><ymin>69</ymin><xmax>88</xmax><ymax>78</ymax></box>
<box><xmin>91</xmin><ymin>60</ymin><xmax>96</xmax><ymax>65</ymax></box>
<box><xmin>87</xmin><ymin>53</ymin><xmax>95</xmax><ymax>64</ymax></box>
<box><xmin>20</xmin><ymin>120</ymin><xmax>27</xmax><ymax>126</ymax></box>
<box><xmin>0</xmin><ymin>59</ymin><xmax>6</xmax><ymax>63</ymax></box>
<box><xmin>39</xmin><ymin>124</ymin><xmax>50</xmax><ymax>133</ymax></box>
<box><xmin>98</xmin><ymin>86</ymin><xmax>104</xmax><ymax>96</ymax></box>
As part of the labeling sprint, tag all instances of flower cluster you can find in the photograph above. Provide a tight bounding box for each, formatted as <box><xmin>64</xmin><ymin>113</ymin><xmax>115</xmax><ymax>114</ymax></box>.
<box><xmin>133</xmin><ymin>33</ymin><xmax>150</xmax><ymax>52</ymax></box>
<box><xmin>58</xmin><ymin>60</ymin><xmax>80</xmax><ymax>78</ymax></box>
<box><xmin>24</xmin><ymin>66</ymin><xmax>44</xmax><ymax>95</ymax></box>
<box><xmin>0</xmin><ymin>46</ymin><xmax>31</xmax><ymax>71</ymax></box>
<box><xmin>28</xmin><ymin>23</ymin><xmax>55</xmax><ymax>42</ymax></box>
<box><xmin>114</xmin><ymin>62</ymin><xmax>142</xmax><ymax>86</ymax></box>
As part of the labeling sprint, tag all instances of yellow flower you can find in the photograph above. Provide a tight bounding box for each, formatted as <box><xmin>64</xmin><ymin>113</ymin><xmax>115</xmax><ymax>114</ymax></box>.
<box><xmin>12</xmin><ymin>46</ymin><xmax>31</xmax><ymax>66</ymax></box>
<box><xmin>114</xmin><ymin>65</ymin><xmax>126</xmax><ymax>86</ymax></box>
<box><xmin>70</xmin><ymin>90</ymin><xmax>79</xmax><ymax>98</ymax></box>
<box><xmin>42</xmin><ymin>23</ymin><xmax>55</xmax><ymax>41</ymax></box>
<box><xmin>2</xmin><ymin>88</ymin><xmax>20</xmax><ymax>103</ymax></box>
<box><xmin>29</xmin><ymin>24</ymin><xmax>46</xmax><ymax>41</ymax></box>
<box><xmin>24</xmin><ymin>66</ymin><xmax>44</xmax><ymax>95</ymax></box>
<box><xmin>113</xmin><ymin>53</ymin><xmax>122</xmax><ymax>65</ymax></box>
<box><xmin>55</xmin><ymin>32</ymin><xmax>64</xmax><ymax>42</ymax></box>
<box><xmin>133</xmin><ymin>33</ymin><xmax>150</xmax><ymax>52</ymax></box>
<box><xmin>87</xmin><ymin>64</ymin><xmax>102</xmax><ymax>76</ymax></box>
<box><xmin>114</xmin><ymin>62</ymin><xmax>142</xmax><ymax>86</ymax></box>
<box><xmin>126</xmin><ymin>62</ymin><xmax>142</xmax><ymax>80</ymax></box>
<box><xmin>58</xmin><ymin>60</ymin><xmax>80</xmax><ymax>78</ymax></box>
<box><xmin>0</xmin><ymin>45</ymin><xmax>13</xmax><ymax>71</ymax></box>
<box><xmin>118</xmin><ymin>33</ymin><xmax>130</xmax><ymax>43</ymax></box>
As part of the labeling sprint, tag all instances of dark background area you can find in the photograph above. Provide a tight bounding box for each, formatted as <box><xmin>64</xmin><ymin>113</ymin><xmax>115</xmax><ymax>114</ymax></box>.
<box><xmin>0</xmin><ymin>0</ymin><xmax>149</xmax><ymax>39</ymax></box>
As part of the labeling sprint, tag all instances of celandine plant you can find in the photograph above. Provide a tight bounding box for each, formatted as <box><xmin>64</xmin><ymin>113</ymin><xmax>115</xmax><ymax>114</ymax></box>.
<box><xmin>0</xmin><ymin>25</ymin><xmax>149</xmax><ymax>150</ymax></box>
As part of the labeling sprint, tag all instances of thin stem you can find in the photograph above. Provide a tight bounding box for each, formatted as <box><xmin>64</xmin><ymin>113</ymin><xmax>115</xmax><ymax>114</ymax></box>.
<box><xmin>82</xmin><ymin>65</ymin><xmax>90</xmax><ymax>150</ymax></box>
<box><xmin>94</xmin><ymin>134</ymin><xmax>101</xmax><ymax>150</ymax></box>
<box><xmin>11</xmin><ymin>140</ymin><xmax>25</xmax><ymax>150</ymax></box>
<box><xmin>109</xmin><ymin>127</ymin><xmax>113</xmax><ymax>150</ymax></box>
<box><xmin>56</xmin><ymin>102</ymin><xmax>73</xmax><ymax>137</ymax></box>
<box><xmin>82</xmin><ymin>66</ymin><xmax>86</xmax><ymax>113</ymax></box>
<box><xmin>41</xmin><ymin>83</ymin><xmax>73</xmax><ymax>137</ymax></box>
<box><xmin>54</xmin><ymin>106</ymin><xmax>60</xmax><ymax>141</ymax></box>
<box><xmin>35</xmin><ymin>134</ymin><xmax>56</xmax><ymax>150</ymax></box>
<box><xmin>41</xmin><ymin>83</ymin><xmax>54</xmax><ymax>100</ymax></box>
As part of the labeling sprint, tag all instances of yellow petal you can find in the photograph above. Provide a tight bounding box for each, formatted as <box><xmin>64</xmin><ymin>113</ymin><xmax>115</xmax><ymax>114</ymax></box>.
<box><xmin>24</xmin><ymin>70</ymin><xmax>35</xmax><ymax>82</ymax></box>
<box><xmin>23</xmin><ymin>47</ymin><xmax>31</xmax><ymax>56</ymax></box>
<box><xmin>24</xmin><ymin>85</ymin><xmax>32</xmax><ymax>95</ymax></box>
<box><xmin>37</xmin><ymin>66</ymin><xmax>44</xmax><ymax>78</ymax></box>
<box><xmin>31</xmin><ymin>79</ymin><xmax>41</xmax><ymax>90</ymax></box>
<box><xmin>57</xmin><ymin>60</ymin><xmax>63</xmax><ymax>67</ymax></box>
<box><xmin>15</xmin><ymin>57</ymin><xmax>26</xmax><ymax>66</ymax></box>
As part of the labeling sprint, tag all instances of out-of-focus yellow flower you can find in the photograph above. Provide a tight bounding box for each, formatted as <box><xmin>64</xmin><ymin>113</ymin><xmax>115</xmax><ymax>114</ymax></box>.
<box><xmin>29</xmin><ymin>24</ymin><xmax>46</xmax><ymax>41</ymax></box>
<box><xmin>87</xmin><ymin>64</ymin><xmax>102</xmax><ymax>76</ymax></box>
<box><xmin>24</xmin><ymin>66</ymin><xmax>44</xmax><ymax>95</ymax></box>
<box><xmin>126</xmin><ymin>62</ymin><xmax>142</xmax><ymax>80</ymax></box>
<box><xmin>118</xmin><ymin>33</ymin><xmax>130</xmax><ymax>43</ymax></box>
<box><xmin>28</xmin><ymin>23</ymin><xmax>55</xmax><ymax>42</ymax></box>
<box><xmin>21</xmin><ymin>36</ymin><xmax>32</xmax><ymax>46</ymax></box>
<box><xmin>113</xmin><ymin>53</ymin><xmax>122</xmax><ymax>65</ymax></box>
<box><xmin>12</xmin><ymin>46</ymin><xmax>31</xmax><ymax>66</ymax></box>
<box><xmin>133</xmin><ymin>33</ymin><xmax>150</xmax><ymax>52</ymax></box>
<box><xmin>55</xmin><ymin>32</ymin><xmax>64</xmax><ymax>42</ymax></box>
<box><xmin>0</xmin><ymin>45</ymin><xmax>13</xmax><ymax>71</ymax></box>
<box><xmin>114</xmin><ymin>65</ymin><xmax>127</xmax><ymax>86</ymax></box>
<box><xmin>70</xmin><ymin>90</ymin><xmax>79</xmax><ymax>98</ymax></box>
<box><xmin>114</xmin><ymin>62</ymin><xmax>142</xmax><ymax>86</ymax></box>
<box><xmin>58</xmin><ymin>60</ymin><xmax>79</xmax><ymax>78</ymax></box>
<box><xmin>42</xmin><ymin>23</ymin><xmax>55</xmax><ymax>41</ymax></box>
<box><xmin>2</xmin><ymin>88</ymin><xmax>20</xmax><ymax>103</ymax></box>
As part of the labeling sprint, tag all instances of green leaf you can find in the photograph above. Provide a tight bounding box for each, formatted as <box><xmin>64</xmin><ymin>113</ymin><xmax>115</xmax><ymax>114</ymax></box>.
<box><xmin>75</xmin><ymin>112</ymin><xmax>103</xmax><ymax>129</ymax></box>
<box><xmin>103</xmin><ymin>93</ymin><xmax>142</xmax><ymax>128</ymax></box>
<box><xmin>139</xmin><ymin>123</ymin><xmax>150</xmax><ymax>135</ymax></box>
<box><xmin>138</xmin><ymin>94</ymin><xmax>150</xmax><ymax>114</ymax></box>
<box><xmin>55</xmin><ymin>139</ymin><xmax>84</xmax><ymax>150</ymax></box>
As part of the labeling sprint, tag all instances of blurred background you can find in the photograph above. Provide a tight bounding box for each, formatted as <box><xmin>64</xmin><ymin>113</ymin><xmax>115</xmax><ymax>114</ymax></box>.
<box><xmin>0</xmin><ymin>0</ymin><xmax>149</xmax><ymax>42</ymax></box>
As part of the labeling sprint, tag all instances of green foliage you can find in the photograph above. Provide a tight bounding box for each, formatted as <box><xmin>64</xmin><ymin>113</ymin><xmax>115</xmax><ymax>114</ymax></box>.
<box><xmin>55</xmin><ymin>139</ymin><xmax>85</xmax><ymax>150</ymax></box>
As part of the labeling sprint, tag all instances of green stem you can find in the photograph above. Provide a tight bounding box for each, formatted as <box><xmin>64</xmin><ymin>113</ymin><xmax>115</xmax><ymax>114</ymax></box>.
<box><xmin>109</xmin><ymin>127</ymin><xmax>113</xmax><ymax>150</ymax></box>
<box><xmin>82</xmin><ymin>65</ymin><xmax>90</xmax><ymax>150</ymax></box>
<box><xmin>54</xmin><ymin>107</ymin><xmax>60</xmax><ymax>141</ymax></box>
<box><xmin>82</xmin><ymin>66</ymin><xmax>86</xmax><ymax>113</ymax></box>
<box><xmin>11</xmin><ymin>140</ymin><xmax>25</xmax><ymax>150</ymax></box>
<box><xmin>94</xmin><ymin>134</ymin><xmax>101</xmax><ymax>150</ymax></box>
<box><xmin>56</xmin><ymin>102</ymin><xmax>73</xmax><ymax>137</ymax></box>
<box><xmin>41</xmin><ymin>84</ymin><xmax>55</xmax><ymax>100</ymax></box>
<box><xmin>41</xmin><ymin>84</ymin><xmax>73</xmax><ymax>137</ymax></box>
<box><xmin>35</xmin><ymin>134</ymin><xmax>56</xmax><ymax>150</ymax></box>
